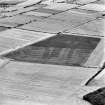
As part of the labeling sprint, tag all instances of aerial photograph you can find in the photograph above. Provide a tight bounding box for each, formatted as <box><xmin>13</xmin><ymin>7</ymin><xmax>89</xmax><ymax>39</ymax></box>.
<box><xmin>0</xmin><ymin>0</ymin><xmax>105</xmax><ymax>105</ymax></box>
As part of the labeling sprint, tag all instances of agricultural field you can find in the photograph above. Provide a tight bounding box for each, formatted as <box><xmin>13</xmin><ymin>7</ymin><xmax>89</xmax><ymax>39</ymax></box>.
<box><xmin>0</xmin><ymin>0</ymin><xmax>104</xmax><ymax>105</ymax></box>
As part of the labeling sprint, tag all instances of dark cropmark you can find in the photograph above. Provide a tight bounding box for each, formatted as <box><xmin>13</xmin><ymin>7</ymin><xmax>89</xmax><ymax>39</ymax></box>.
<box><xmin>2</xmin><ymin>33</ymin><xmax>100</xmax><ymax>67</ymax></box>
